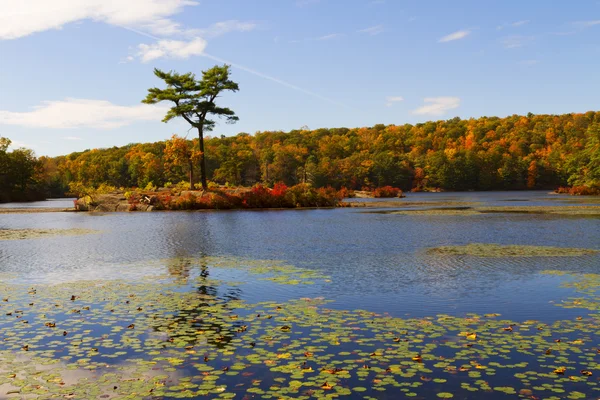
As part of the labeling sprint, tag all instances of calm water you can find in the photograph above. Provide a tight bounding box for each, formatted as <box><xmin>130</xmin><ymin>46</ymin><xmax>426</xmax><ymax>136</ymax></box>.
<box><xmin>0</xmin><ymin>198</ymin><xmax>76</xmax><ymax>209</ymax></box>
<box><xmin>0</xmin><ymin>191</ymin><xmax>599</xmax><ymax>399</ymax></box>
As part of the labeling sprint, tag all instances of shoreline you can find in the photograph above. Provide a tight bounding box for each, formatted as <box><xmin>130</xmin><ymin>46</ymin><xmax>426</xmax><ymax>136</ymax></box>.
<box><xmin>0</xmin><ymin>208</ymin><xmax>75</xmax><ymax>214</ymax></box>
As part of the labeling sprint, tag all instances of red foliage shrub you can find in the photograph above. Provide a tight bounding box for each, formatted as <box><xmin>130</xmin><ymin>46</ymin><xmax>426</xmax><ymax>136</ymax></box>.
<box><xmin>199</xmin><ymin>191</ymin><xmax>243</xmax><ymax>209</ymax></box>
<box><xmin>172</xmin><ymin>193</ymin><xmax>197</xmax><ymax>210</ymax></box>
<box><xmin>151</xmin><ymin>183</ymin><xmax>344</xmax><ymax>211</ymax></box>
<box><xmin>316</xmin><ymin>186</ymin><xmax>344</xmax><ymax>206</ymax></box>
<box><xmin>337</xmin><ymin>187</ymin><xmax>354</xmax><ymax>198</ymax></box>
<box><xmin>271</xmin><ymin>182</ymin><xmax>288</xmax><ymax>197</ymax></box>
<box><xmin>556</xmin><ymin>186</ymin><xmax>600</xmax><ymax>196</ymax></box>
<box><xmin>373</xmin><ymin>186</ymin><xmax>403</xmax><ymax>198</ymax></box>
<box><xmin>242</xmin><ymin>184</ymin><xmax>280</xmax><ymax>208</ymax></box>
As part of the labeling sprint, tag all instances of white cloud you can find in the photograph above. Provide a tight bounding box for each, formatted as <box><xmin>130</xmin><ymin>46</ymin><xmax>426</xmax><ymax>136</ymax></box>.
<box><xmin>358</xmin><ymin>25</ymin><xmax>384</xmax><ymax>36</ymax></box>
<box><xmin>136</xmin><ymin>37</ymin><xmax>207</xmax><ymax>62</ymax></box>
<box><xmin>0</xmin><ymin>0</ymin><xmax>198</xmax><ymax>40</ymax></box>
<box><xmin>554</xmin><ymin>20</ymin><xmax>600</xmax><ymax>36</ymax></box>
<box><xmin>0</xmin><ymin>99</ymin><xmax>166</xmax><ymax>129</ymax></box>
<box><xmin>497</xmin><ymin>20</ymin><xmax>530</xmax><ymax>30</ymax></box>
<box><xmin>128</xmin><ymin>20</ymin><xmax>256</xmax><ymax>62</ymax></box>
<box><xmin>519</xmin><ymin>59</ymin><xmax>539</xmax><ymax>66</ymax></box>
<box><xmin>119</xmin><ymin>55</ymin><xmax>135</xmax><ymax>64</ymax></box>
<box><xmin>195</xmin><ymin>20</ymin><xmax>258</xmax><ymax>38</ymax></box>
<box><xmin>575</xmin><ymin>20</ymin><xmax>600</xmax><ymax>29</ymax></box>
<box><xmin>317</xmin><ymin>33</ymin><xmax>343</xmax><ymax>41</ymax></box>
<box><xmin>63</xmin><ymin>136</ymin><xmax>83</xmax><ymax>140</ymax></box>
<box><xmin>385</xmin><ymin>96</ymin><xmax>404</xmax><ymax>107</ymax></box>
<box><xmin>500</xmin><ymin>35</ymin><xmax>534</xmax><ymax>48</ymax></box>
<box><xmin>412</xmin><ymin>97</ymin><xmax>460</xmax><ymax>116</ymax></box>
<box><xmin>438</xmin><ymin>30</ymin><xmax>470</xmax><ymax>43</ymax></box>
<box><xmin>8</xmin><ymin>140</ymin><xmax>33</xmax><ymax>150</ymax></box>
<box><xmin>512</xmin><ymin>20</ymin><xmax>530</xmax><ymax>27</ymax></box>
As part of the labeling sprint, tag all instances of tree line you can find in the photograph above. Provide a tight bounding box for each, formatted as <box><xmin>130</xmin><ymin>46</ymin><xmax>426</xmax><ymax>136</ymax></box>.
<box><xmin>0</xmin><ymin>137</ymin><xmax>47</xmax><ymax>202</ymax></box>
<box><xmin>19</xmin><ymin>110</ymin><xmax>598</xmax><ymax>198</ymax></box>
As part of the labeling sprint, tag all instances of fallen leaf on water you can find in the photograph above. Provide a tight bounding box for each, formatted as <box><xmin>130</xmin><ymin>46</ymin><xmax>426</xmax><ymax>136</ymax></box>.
<box><xmin>554</xmin><ymin>367</ymin><xmax>566</xmax><ymax>375</ymax></box>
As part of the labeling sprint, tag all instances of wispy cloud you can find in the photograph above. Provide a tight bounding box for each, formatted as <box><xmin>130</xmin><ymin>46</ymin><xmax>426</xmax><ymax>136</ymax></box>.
<box><xmin>500</xmin><ymin>35</ymin><xmax>534</xmax><ymax>49</ymax></box>
<box><xmin>553</xmin><ymin>20</ymin><xmax>600</xmax><ymax>36</ymax></box>
<box><xmin>412</xmin><ymin>97</ymin><xmax>460</xmax><ymax>116</ymax></box>
<box><xmin>119</xmin><ymin>55</ymin><xmax>135</xmax><ymax>64</ymax></box>
<box><xmin>201</xmin><ymin>53</ymin><xmax>350</xmax><ymax>108</ymax></box>
<box><xmin>63</xmin><ymin>136</ymin><xmax>83</xmax><ymax>141</ymax></box>
<box><xmin>317</xmin><ymin>33</ymin><xmax>344</xmax><ymax>41</ymax></box>
<box><xmin>497</xmin><ymin>20</ymin><xmax>530</xmax><ymax>30</ymax></box>
<box><xmin>136</xmin><ymin>37</ymin><xmax>207</xmax><ymax>62</ymax></box>
<box><xmin>289</xmin><ymin>33</ymin><xmax>344</xmax><ymax>43</ymax></box>
<box><xmin>385</xmin><ymin>96</ymin><xmax>404</xmax><ymax>107</ymax></box>
<box><xmin>519</xmin><ymin>59</ymin><xmax>539</xmax><ymax>66</ymax></box>
<box><xmin>0</xmin><ymin>99</ymin><xmax>166</xmax><ymax>129</ymax></box>
<box><xmin>574</xmin><ymin>20</ymin><xmax>600</xmax><ymax>29</ymax></box>
<box><xmin>512</xmin><ymin>20</ymin><xmax>530</xmax><ymax>27</ymax></box>
<box><xmin>125</xmin><ymin>27</ymin><xmax>350</xmax><ymax>108</ymax></box>
<box><xmin>195</xmin><ymin>20</ymin><xmax>258</xmax><ymax>38</ymax></box>
<box><xmin>8</xmin><ymin>140</ymin><xmax>33</xmax><ymax>150</ymax></box>
<box><xmin>438</xmin><ymin>30</ymin><xmax>470</xmax><ymax>43</ymax></box>
<box><xmin>296</xmin><ymin>0</ymin><xmax>321</xmax><ymax>6</ymax></box>
<box><xmin>0</xmin><ymin>0</ymin><xmax>199</xmax><ymax>40</ymax></box>
<box><xmin>0</xmin><ymin>2</ymin><xmax>258</xmax><ymax>66</ymax></box>
<box><xmin>358</xmin><ymin>25</ymin><xmax>384</xmax><ymax>36</ymax></box>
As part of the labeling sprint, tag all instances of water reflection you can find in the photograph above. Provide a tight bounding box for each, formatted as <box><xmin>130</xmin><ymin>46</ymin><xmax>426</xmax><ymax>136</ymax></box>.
<box><xmin>158</xmin><ymin>261</ymin><xmax>245</xmax><ymax>350</ymax></box>
<box><xmin>0</xmin><ymin>192</ymin><xmax>598</xmax><ymax>322</ymax></box>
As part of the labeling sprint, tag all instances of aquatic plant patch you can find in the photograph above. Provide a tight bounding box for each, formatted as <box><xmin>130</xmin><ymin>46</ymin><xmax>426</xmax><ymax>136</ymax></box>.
<box><xmin>377</xmin><ymin>205</ymin><xmax>600</xmax><ymax>216</ymax></box>
<box><xmin>544</xmin><ymin>271</ymin><xmax>600</xmax><ymax>311</ymax></box>
<box><xmin>1</xmin><ymin>258</ymin><xmax>600</xmax><ymax>399</ymax></box>
<box><xmin>347</xmin><ymin>201</ymin><xmax>480</xmax><ymax>209</ymax></box>
<box><xmin>0</xmin><ymin>229</ymin><xmax>99</xmax><ymax>241</ymax></box>
<box><xmin>384</xmin><ymin>208</ymin><xmax>480</xmax><ymax>216</ymax></box>
<box><xmin>428</xmin><ymin>244</ymin><xmax>598</xmax><ymax>258</ymax></box>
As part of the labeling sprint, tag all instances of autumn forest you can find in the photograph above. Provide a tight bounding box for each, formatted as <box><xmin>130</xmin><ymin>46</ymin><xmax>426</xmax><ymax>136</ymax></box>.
<box><xmin>1</xmin><ymin>111</ymin><xmax>600</xmax><ymax>202</ymax></box>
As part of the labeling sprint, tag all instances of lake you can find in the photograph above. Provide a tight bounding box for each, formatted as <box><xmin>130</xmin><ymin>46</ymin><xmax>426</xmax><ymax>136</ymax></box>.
<box><xmin>0</xmin><ymin>191</ymin><xmax>599</xmax><ymax>399</ymax></box>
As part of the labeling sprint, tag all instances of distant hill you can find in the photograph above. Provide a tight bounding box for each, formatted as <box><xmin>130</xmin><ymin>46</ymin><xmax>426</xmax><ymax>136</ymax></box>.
<box><xmin>26</xmin><ymin>111</ymin><xmax>600</xmax><ymax>195</ymax></box>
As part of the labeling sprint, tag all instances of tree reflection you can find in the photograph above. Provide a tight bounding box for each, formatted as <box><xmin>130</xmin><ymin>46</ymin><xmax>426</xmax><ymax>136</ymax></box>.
<box><xmin>155</xmin><ymin>260</ymin><xmax>245</xmax><ymax>350</ymax></box>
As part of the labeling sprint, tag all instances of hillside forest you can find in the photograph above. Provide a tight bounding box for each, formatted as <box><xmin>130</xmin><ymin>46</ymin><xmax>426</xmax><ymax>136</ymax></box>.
<box><xmin>1</xmin><ymin>111</ymin><xmax>600</xmax><ymax>202</ymax></box>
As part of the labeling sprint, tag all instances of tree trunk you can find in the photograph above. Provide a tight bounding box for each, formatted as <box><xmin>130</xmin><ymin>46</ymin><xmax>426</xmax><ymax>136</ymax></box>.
<box><xmin>188</xmin><ymin>159</ymin><xmax>194</xmax><ymax>190</ymax></box>
<box><xmin>198</xmin><ymin>127</ymin><xmax>208</xmax><ymax>190</ymax></box>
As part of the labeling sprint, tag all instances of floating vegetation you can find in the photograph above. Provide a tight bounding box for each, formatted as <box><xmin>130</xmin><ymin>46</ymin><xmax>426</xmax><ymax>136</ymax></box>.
<box><xmin>346</xmin><ymin>201</ymin><xmax>480</xmax><ymax>209</ymax></box>
<box><xmin>544</xmin><ymin>271</ymin><xmax>600</xmax><ymax>311</ymax></box>
<box><xmin>377</xmin><ymin>205</ymin><xmax>600</xmax><ymax>217</ymax></box>
<box><xmin>499</xmin><ymin>199</ymin><xmax>530</xmax><ymax>202</ymax></box>
<box><xmin>381</xmin><ymin>207</ymin><xmax>480</xmax><ymax>216</ymax></box>
<box><xmin>1</xmin><ymin>257</ymin><xmax>600</xmax><ymax>399</ymax></box>
<box><xmin>122</xmin><ymin>256</ymin><xmax>331</xmax><ymax>286</ymax></box>
<box><xmin>0</xmin><ymin>228</ymin><xmax>99</xmax><ymax>241</ymax></box>
<box><xmin>0</xmin><ymin>208</ymin><xmax>69</xmax><ymax>214</ymax></box>
<box><xmin>428</xmin><ymin>244</ymin><xmax>598</xmax><ymax>258</ymax></box>
<box><xmin>478</xmin><ymin>205</ymin><xmax>600</xmax><ymax>215</ymax></box>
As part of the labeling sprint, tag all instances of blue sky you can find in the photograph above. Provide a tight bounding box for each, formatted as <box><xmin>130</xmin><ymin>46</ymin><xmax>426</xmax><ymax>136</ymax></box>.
<box><xmin>0</xmin><ymin>0</ymin><xmax>599</xmax><ymax>156</ymax></box>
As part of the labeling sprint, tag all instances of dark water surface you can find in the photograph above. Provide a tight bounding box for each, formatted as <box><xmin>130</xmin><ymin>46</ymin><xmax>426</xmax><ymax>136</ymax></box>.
<box><xmin>0</xmin><ymin>191</ymin><xmax>599</xmax><ymax>399</ymax></box>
